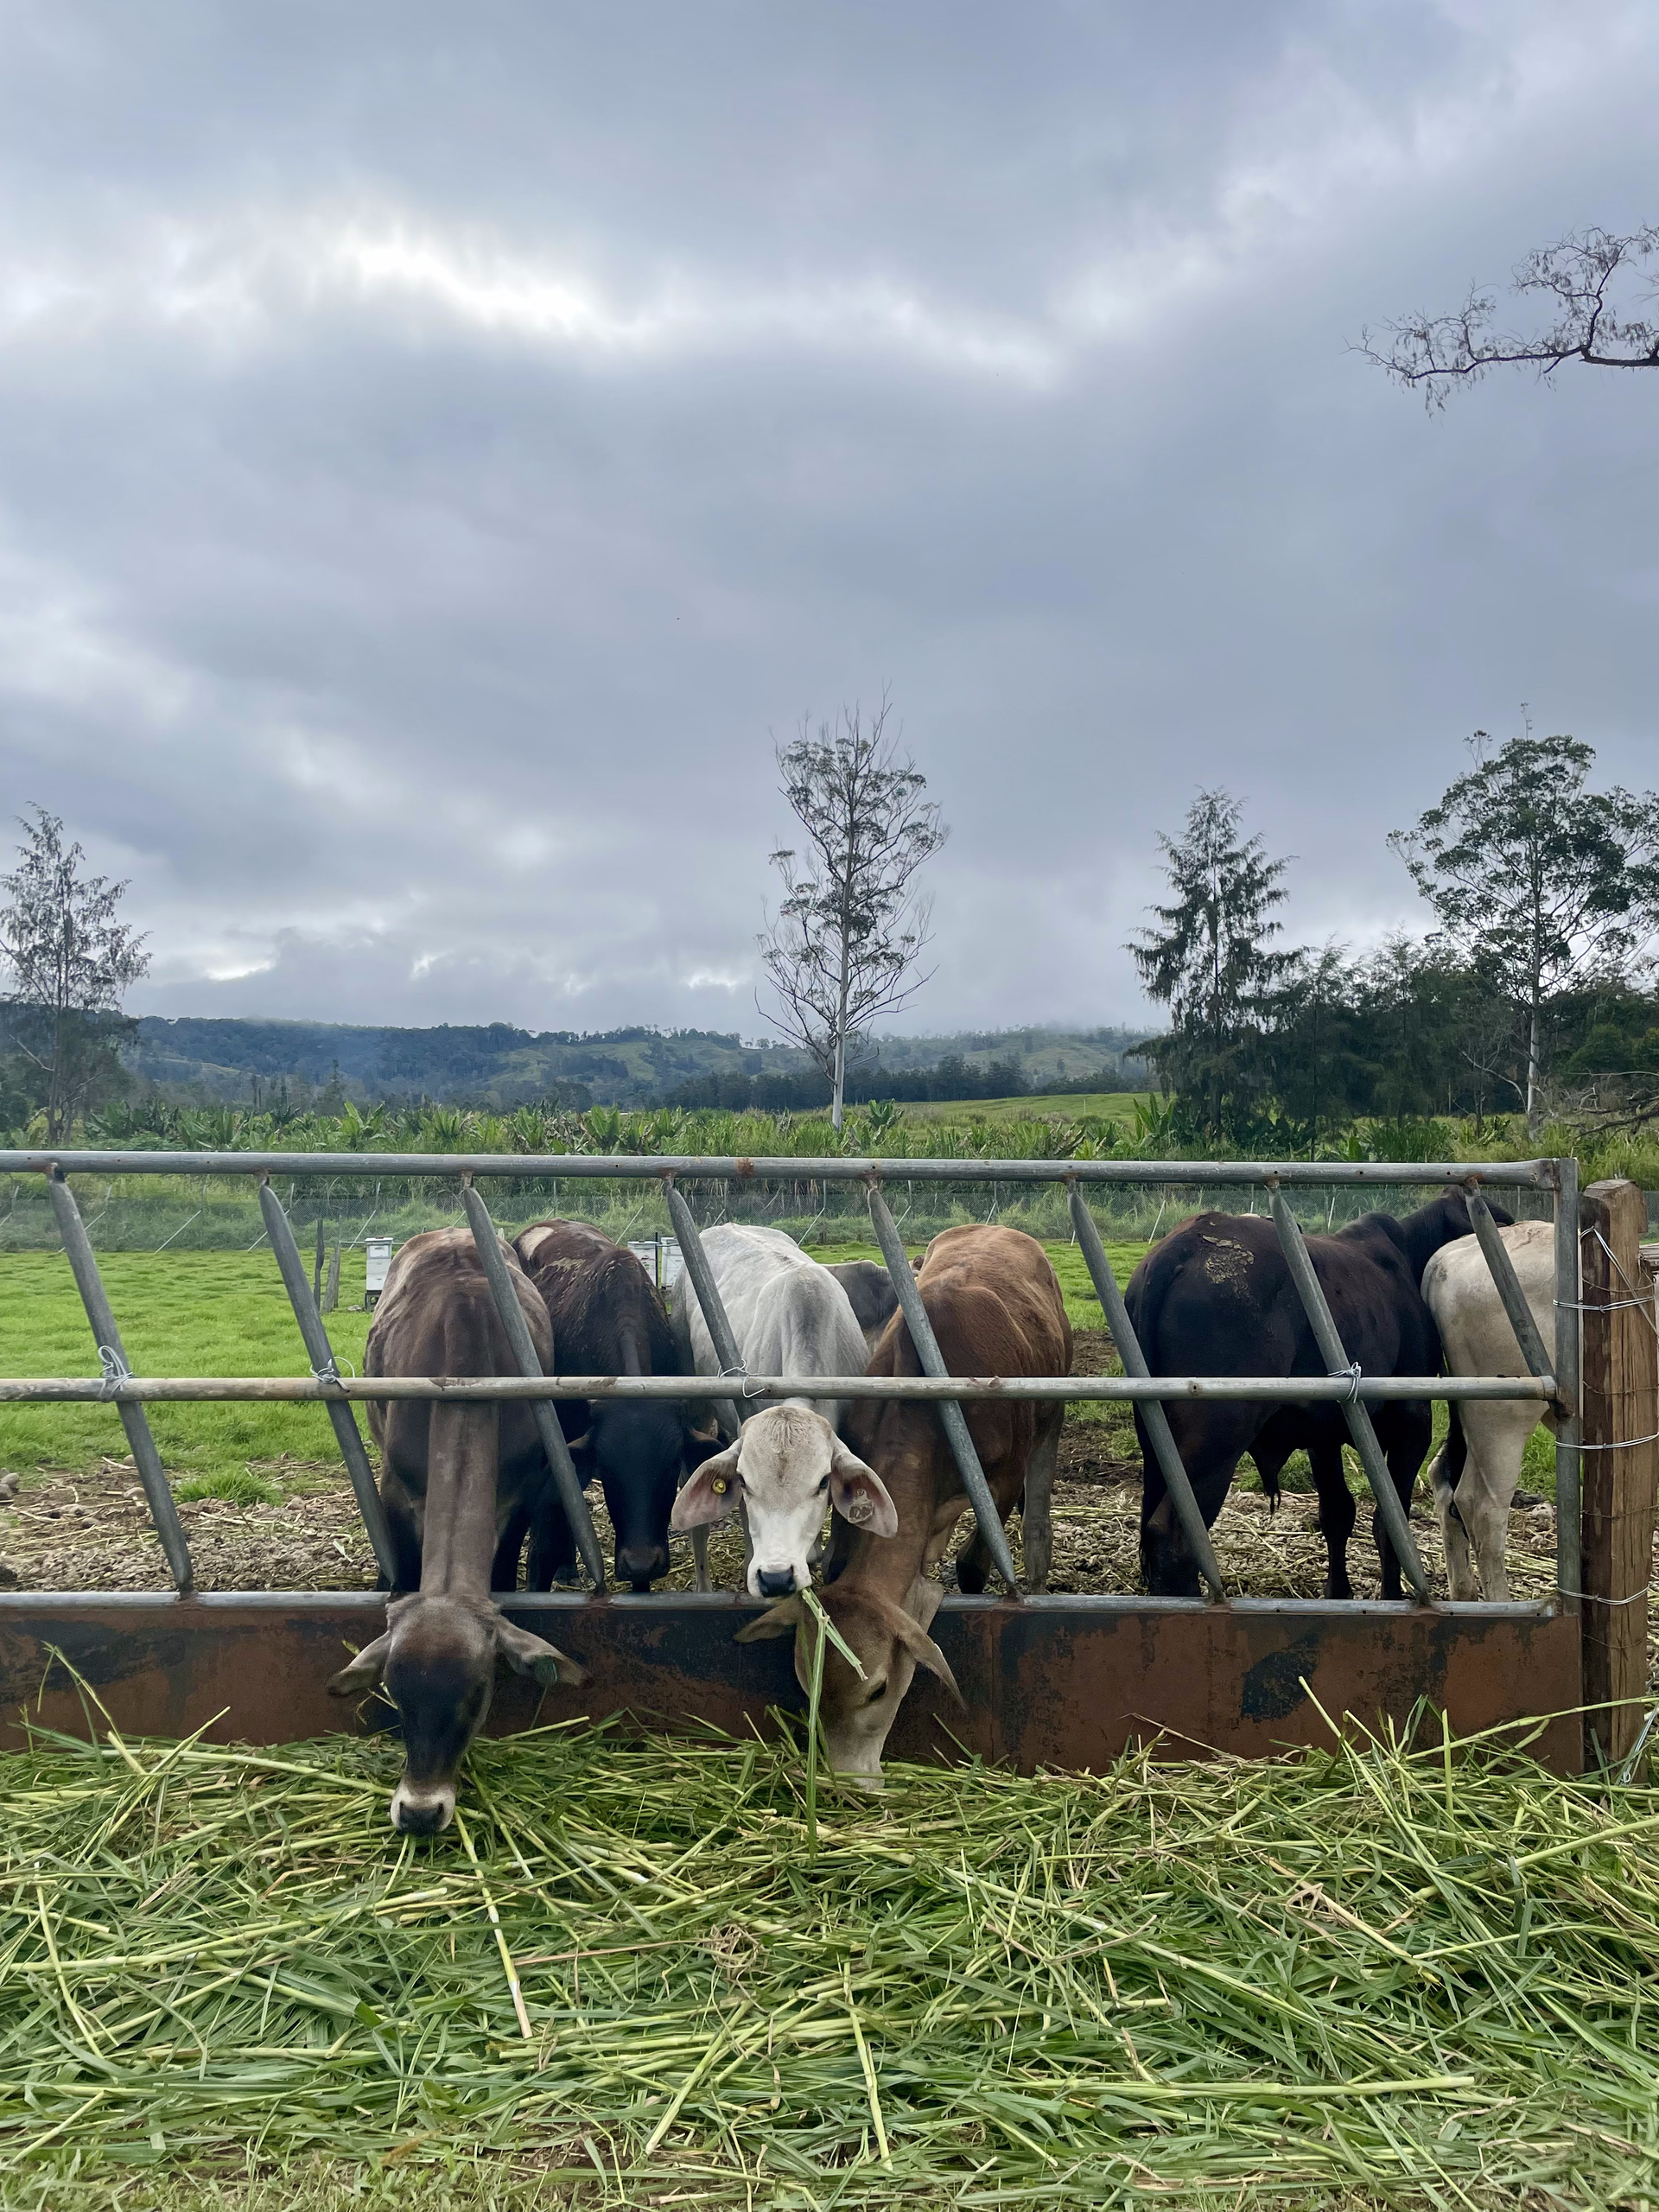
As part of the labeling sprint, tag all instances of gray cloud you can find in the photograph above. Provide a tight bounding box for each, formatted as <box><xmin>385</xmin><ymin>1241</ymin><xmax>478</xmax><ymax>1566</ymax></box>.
<box><xmin>3</xmin><ymin>1</ymin><xmax>1656</xmax><ymax>1036</ymax></box>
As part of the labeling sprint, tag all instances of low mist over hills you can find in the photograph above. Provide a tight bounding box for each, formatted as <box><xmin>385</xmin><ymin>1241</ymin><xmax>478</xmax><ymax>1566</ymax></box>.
<box><xmin>123</xmin><ymin>1017</ymin><xmax>1151</xmax><ymax>1112</ymax></box>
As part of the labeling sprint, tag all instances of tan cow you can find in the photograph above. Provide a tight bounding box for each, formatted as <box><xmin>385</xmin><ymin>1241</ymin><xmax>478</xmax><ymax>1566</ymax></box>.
<box><xmin>327</xmin><ymin>1228</ymin><xmax>584</xmax><ymax>1834</ymax></box>
<box><xmin>737</xmin><ymin>1224</ymin><xmax>1070</xmax><ymax>1783</ymax></box>
<box><xmin>1421</xmin><ymin>1218</ymin><xmax>1559</xmax><ymax>1602</ymax></box>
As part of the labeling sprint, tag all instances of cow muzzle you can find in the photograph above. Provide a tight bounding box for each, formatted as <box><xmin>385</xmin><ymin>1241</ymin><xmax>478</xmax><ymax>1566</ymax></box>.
<box><xmin>390</xmin><ymin>1780</ymin><xmax>457</xmax><ymax>1835</ymax></box>
<box><xmin>754</xmin><ymin>1564</ymin><xmax>798</xmax><ymax>1599</ymax></box>
<box><xmin>617</xmin><ymin>1542</ymin><xmax>670</xmax><ymax>1590</ymax></box>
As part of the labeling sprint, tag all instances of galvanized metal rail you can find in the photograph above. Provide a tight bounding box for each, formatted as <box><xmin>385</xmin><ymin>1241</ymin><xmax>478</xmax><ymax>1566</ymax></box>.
<box><xmin>3</xmin><ymin>1150</ymin><xmax>1580</xmax><ymax>1611</ymax></box>
<box><xmin>0</xmin><ymin>1149</ymin><xmax>1559</xmax><ymax>1185</ymax></box>
<box><xmin>0</xmin><ymin>1373</ymin><xmax>1556</xmax><ymax>1404</ymax></box>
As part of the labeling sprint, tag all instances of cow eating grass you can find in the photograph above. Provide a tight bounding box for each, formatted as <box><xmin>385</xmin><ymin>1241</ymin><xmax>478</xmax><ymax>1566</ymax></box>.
<box><xmin>669</xmin><ymin>1224</ymin><xmax>893</xmax><ymax>1596</ymax></box>
<box><xmin>512</xmin><ymin>1219</ymin><xmax>721</xmax><ymax>1591</ymax></box>
<box><xmin>327</xmin><ymin>1228</ymin><xmax>584</xmax><ymax>1834</ymax></box>
<box><xmin>736</xmin><ymin>1224</ymin><xmax>1070</xmax><ymax>1783</ymax></box>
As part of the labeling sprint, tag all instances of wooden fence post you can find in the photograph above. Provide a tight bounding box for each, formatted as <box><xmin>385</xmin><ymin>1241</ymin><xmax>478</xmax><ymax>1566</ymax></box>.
<box><xmin>1580</xmin><ymin>1179</ymin><xmax>1659</xmax><ymax>1769</ymax></box>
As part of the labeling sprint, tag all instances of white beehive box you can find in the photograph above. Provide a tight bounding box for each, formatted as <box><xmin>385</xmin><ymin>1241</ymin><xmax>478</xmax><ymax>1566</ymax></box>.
<box><xmin>365</xmin><ymin>1236</ymin><xmax>395</xmax><ymax>1307</ymax></box>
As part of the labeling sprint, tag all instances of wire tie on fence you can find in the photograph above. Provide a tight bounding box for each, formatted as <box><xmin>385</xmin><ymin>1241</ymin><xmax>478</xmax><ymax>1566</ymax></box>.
<box><xmin>310</xmin><ymin>1361</ymin><xmax>341</xmax><ymax>1389</ymax></box>
<box><xmin>1574</xmin><ymin>1429</ymin><xmax>1659</xmax><ymax>1452</ymax></box>
<box><xmin>1560</xmin><ymin>1580</ymin><xmax>1657</xmax><ymax>1608</ymax></box>
<box><xmin>1330</xmin><ymin>1360</ymin><xmax>1363</xmax><ymax>1404</ymax></box>
<box><xmin>97</xmin><ymin>1346</ymin><xmax>130</xmax><ymax>1398</ymax></box>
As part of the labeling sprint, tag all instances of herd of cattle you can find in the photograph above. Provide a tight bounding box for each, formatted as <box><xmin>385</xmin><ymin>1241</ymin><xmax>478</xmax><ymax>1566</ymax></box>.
<box><xmin>327</xmin><ymin>1192</ymin><xmax>1554</xmax><ymax>1833</ymax></box>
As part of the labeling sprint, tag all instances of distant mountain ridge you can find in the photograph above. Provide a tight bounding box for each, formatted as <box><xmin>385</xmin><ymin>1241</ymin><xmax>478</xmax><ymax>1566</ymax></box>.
<box><xmin>124</xmin><ymin>1015</ymin><xmax>1150</xmax><ymax>1109</ymax></box>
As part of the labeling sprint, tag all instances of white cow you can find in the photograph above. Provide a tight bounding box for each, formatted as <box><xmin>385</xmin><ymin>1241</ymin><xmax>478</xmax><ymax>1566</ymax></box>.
<box><xmin>669</xmin><ymin>1225</ymin><xmax>896</xmax><ymax>1596</ymax></box>
<box><xmin>1421</xmin><ymin>1220</ymin><xmax>1559</xmax><ymax>1602</ymax></box>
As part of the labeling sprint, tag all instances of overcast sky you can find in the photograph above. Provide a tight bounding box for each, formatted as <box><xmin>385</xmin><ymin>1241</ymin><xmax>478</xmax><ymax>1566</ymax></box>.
<box><xmin>3</xmin><ymin>2</ymin><xmax>1656</xmax><ymax>1040</ymax></box>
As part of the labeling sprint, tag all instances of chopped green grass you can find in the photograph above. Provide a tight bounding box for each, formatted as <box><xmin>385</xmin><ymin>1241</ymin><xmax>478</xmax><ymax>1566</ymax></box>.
<box><xmin>2</xmin><ymin>1709</ymin><xmax>1656</xmax><ymax>2207</ymax></box>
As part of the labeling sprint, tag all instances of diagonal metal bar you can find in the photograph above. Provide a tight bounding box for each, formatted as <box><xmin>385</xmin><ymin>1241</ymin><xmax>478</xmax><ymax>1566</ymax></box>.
<box><xmin>46</xmin><ymin>1170</ymin><xmax>193</xmax><ymax>1593</ymax></box>
<box><xmin>1553</xmin><ymin>1156</ymin><xmax>1581</xmax><ymax>1617</ymax></box>
<box><xmin>256</xmin><ymin>1176</ymin><xmax>398</xmax><ymax>1587</ymax></box>
<box><xmin>661</xmin><ymin>1179</ymin><xmax>744</xmax><ymax>1439</ymax></box>
<box><xmin>1067</xmin><ymin>1183</ymin><xmax>1226</xmax><ymax>1602</ymax></box>
<box><xmin>865</xmin><ymin>1179</ymin><xmax>1020</xmax><ymax>1596</ymax></box>
<box><xmin>1268</xmin><ymin>1185</ymin><xmax>1431</xmax><ymax>1604</ymax></box>
<box><xmin>1462</xmin><ymin>1184</ymin><xmax>1557</xmax><ymax>1395</ymax></box>
<box><xmin>457</xmin><ymin>1179</ymin><xmax>607</xmax><ymax>1591</ymax></box>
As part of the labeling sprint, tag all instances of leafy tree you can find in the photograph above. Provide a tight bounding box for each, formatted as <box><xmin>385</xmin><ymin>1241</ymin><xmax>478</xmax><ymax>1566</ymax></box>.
<box><xmin>1361</xmin><ymin>223</ymin><xmax>1659</xmax><ymax>406</ymax></box>
<box><xmin>1264</xmin><ymin>942</ymin><xmax>1372</xmax><ymax>1142</ymax></box>
<box><xmin>0</xmin><ymin>808</ymin><xmax>149</xmax><ymax>1142</ymax></box>
<box><xmin>1129</xmin><ymin>790</ymin><xmax>1294</xmax><ymax>1142</ymax></box>
<box><xmin>758</xmin><ymin>698</ymin><xmax>949</xmax><ymax>1133</ymax></box>
<box><xmin>1389</xmin><ymin>735</ymin><xmax>1659</xmax><ymax>1133</ymax></box>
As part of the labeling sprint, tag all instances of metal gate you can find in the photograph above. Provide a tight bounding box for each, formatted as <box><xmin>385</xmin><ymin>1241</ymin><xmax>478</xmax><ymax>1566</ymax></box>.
<box><xmin>0</xmin><ymin>1146</ymin><xmax>1590</xmax><ymax>1772</ymax></box>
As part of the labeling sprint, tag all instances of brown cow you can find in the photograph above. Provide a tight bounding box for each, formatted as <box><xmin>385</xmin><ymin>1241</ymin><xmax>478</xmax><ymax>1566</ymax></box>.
<box><xmin>327</xmin><ymin>1228</ymin><xmax>584</xmax><ymax>1834</ymax></box>
<box><xmin>737</xmin><ymin>1224</ymin><xmax>1071</xmax><ymax>1783</ymax></box>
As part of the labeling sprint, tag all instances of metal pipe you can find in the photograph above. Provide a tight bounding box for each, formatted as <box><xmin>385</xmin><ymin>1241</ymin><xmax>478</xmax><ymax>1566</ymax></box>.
<box><xmin>660</xmin><ymin>1180</ymin><xmax>743</xmax><ymax>1437</ymax></box>
<box><xmin>1553</xmin><ymin>1156</ymin><xmax>1582</xmax><ymax>1617</ymax></box>
<box><xmin>45</xmin><ymin>1171</ymin><xmax>194</xmax><ymax>1593</ymax></box>
<box><xmin>256</xmin><ymin>1177</ymin><xmax>399</xmax><ymax>1587</ymax></box>
<box><xmin>456</xmin><ymin>1179</ymin><xmax>607</xmax><ymax>1591</ymax></box>
<box><xmin>1067</xmin><ymin>1183</ymin><xmax>1226</xmax><ymax>1602</ymax></box>
<box><xmin>1267</xmin><ymin>1185</ymin><xmax>1432</xmax><ymax>1605</ymax></box>
<box><xmin>4</xmin><ymin>1149</ymin><xmax>1558</xmax><ymax>1186</ymax></box>
<box><xmin>865</xmin><ymin>1180</ymin><xmax>1021</xmax><ymax>1595</ymax></box>
<box><xmin>1463</xmin><ymin>1184</ymin><xmax>1557</xmax><ymax>1389</ymax></box>
<box><xmin>0</xmin><ymin>1372</ymin><xmax>1556</xmax><ymax>1405</ymax></box>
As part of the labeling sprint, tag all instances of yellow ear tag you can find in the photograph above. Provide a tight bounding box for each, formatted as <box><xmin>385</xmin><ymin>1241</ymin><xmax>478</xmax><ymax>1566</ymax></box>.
<box><xmin>711</xmin><ymin>1477</ymin><xmax>728</xmax><ymax>1495</ymax></box>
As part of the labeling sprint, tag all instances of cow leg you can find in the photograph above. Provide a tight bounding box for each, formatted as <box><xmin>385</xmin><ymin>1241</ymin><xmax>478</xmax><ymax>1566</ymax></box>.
<box><xmin>526</xmin><ymin>1493</ymin><xmax>579</xmax><ymax>1591</ymax></box>
<box><xmin>1020</xmin><ymin>1410</ymin><xmax>1062</xmax><ymax>1593</ymax></box>
<box><xmin>1373</xmin><ymin>1407</ymin><xmax>1431</xmax><ymax>1602</ymax></box>
<box><xmin>1309</xmin><ymin>1444</ymin><xmax>1356</xmax><ymax>1599</ymax></box>
<box><xmin>380</xmin><ymin>1491</ymin><xmax>423</xmax><ymax>1595</ymax></box>
<box><xmin>690</xmin><ymin>1524</ymin><xmax>711</xmax><ymax>1592</ymax></box>
<box><xmin>1431</xmin><ymin>1407</ymin><xmax>1478</xmax><ymax>1601</ymax></box>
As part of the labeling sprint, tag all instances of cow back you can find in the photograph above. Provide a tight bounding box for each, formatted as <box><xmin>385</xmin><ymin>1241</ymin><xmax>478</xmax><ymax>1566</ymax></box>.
<box><xmin>514</xmin><ymin>1218</ymin><xmax>684</xmax><ymax>1376</ymax></box>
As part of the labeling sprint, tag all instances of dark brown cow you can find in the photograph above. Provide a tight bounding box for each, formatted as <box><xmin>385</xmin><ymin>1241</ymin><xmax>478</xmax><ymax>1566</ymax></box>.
<box><xmin>327</xmin><ymin>1228</ymin><xmax>584</xmax><ymax>1834</ymax></box>
<box><xmin>511</xmin><ymin>1219</ymin><xmax>721</xmax><ymax>1590</ymax></box>
<box><xmin>738</xmin><ymin>1224</ymin><xmax>1071</xmax><ymax>1783</ymax></box>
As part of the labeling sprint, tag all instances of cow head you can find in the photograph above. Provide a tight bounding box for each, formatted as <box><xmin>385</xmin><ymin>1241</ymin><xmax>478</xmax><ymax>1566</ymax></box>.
<box><xmin>327</xmin><ymin>1593</ymin><xmax>584</xmax><ymax>1834</ymax></box>
<box><xmin>568</xmin><ymin>1402</ymin><xmax>721</xmax><ymax>1590</ymax></box>
<box><xmin>671</xmin><ymin>1403</ymin><xmax>895</xmax><ymax>1598</ymax></box>
<box><xmin>735</xmin><ymin>1578</ymin><xmax>957</xmax><ymax>1784</ymax></box>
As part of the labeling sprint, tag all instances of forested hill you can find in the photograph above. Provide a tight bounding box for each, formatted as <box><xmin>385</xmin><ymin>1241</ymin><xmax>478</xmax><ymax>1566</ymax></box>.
<box><xmin>124</xmin><ymin>1016</ymin><xmax>1150</xmax><ymax>1110</ymax></box>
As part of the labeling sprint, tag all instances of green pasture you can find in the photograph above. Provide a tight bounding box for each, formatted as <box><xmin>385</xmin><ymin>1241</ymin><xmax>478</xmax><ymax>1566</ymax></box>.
<box><xmin>899</xmin><ymin>1088</ymin><xmax>1142</xmax><ymax>1124</ymax></box>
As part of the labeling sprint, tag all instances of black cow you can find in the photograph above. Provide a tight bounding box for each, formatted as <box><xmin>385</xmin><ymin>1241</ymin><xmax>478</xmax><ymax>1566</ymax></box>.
<box><xmin>511</xmin><ymin>1218</ymin><xmax>721</xmax><ymax>1591</ymax></box>
<box><xmin>826</xmin><ymin>1260</ymin><xmax>901</xmax><ymax>1354</ymax></box>
<box><xmin>1124</xmin><ymin>1193</ymin><xmax>1507</xmax><ymax>1599</ymax></box>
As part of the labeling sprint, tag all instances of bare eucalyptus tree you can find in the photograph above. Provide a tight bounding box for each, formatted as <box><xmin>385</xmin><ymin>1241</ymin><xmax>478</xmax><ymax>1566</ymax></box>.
<box><xmin>0</xmin><ymin>808</ymin><xmax>149</xmax><ymax>1142</ymax></box>
<box><xmin>1360</xmin><ymin>223</ymin><xmax>1659</xmax><ymax>407</ymax></box>
<box><xmin>758</xmin><ymin>699</ymin><xmax>948</xmax><ymax>1133</ymax></box>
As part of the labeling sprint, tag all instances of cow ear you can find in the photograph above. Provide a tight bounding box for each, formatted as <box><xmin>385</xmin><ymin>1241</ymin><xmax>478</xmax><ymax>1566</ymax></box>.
<box><xmin>828</xmin><ymin>1436</ymin><xmax>897</xmax><ymax>1537</ymax></box>
<box><xmin>890</xmin><ymin>1607</ymin><xmax>961</xmax><ymax>1703</ymax></box>
<box><xmin>680</xmin><ymin>1421</ymin><xmax>725</xmax><ymax>1471</ymax></box>
<box><xmin>734</xmin><ymin>1594</ymin><xmax>805</xmax><ymax>1643</ymax></box>
<box><xmin>327</xmin><ymin>1630</ymin><xmax>391</xmax><ymax>1697</ymax></box>
<box><xmin>671</xmin><ymin>1440</ymin><xmax>741</xmax><ymax>1530</ymax></box>
<box><xmin>494</xmin><ymin>1617</ymin><xmax>587</xmax><ymax>1688</ymax></box>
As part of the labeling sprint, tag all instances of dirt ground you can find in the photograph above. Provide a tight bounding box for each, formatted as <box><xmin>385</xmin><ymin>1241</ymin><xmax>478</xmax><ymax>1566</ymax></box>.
<box><xmin>0</xmin><ymin>1321</ymin><xmax>1591</xmax><ymax>1616</ymax></box>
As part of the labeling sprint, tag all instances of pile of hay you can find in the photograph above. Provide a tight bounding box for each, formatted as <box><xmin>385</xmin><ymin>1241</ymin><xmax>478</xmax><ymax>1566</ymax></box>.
<box><xmin>3</xmin><ymin>1706</ymin><xmax>1657</xmax><ymax>2209</ymax></box>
